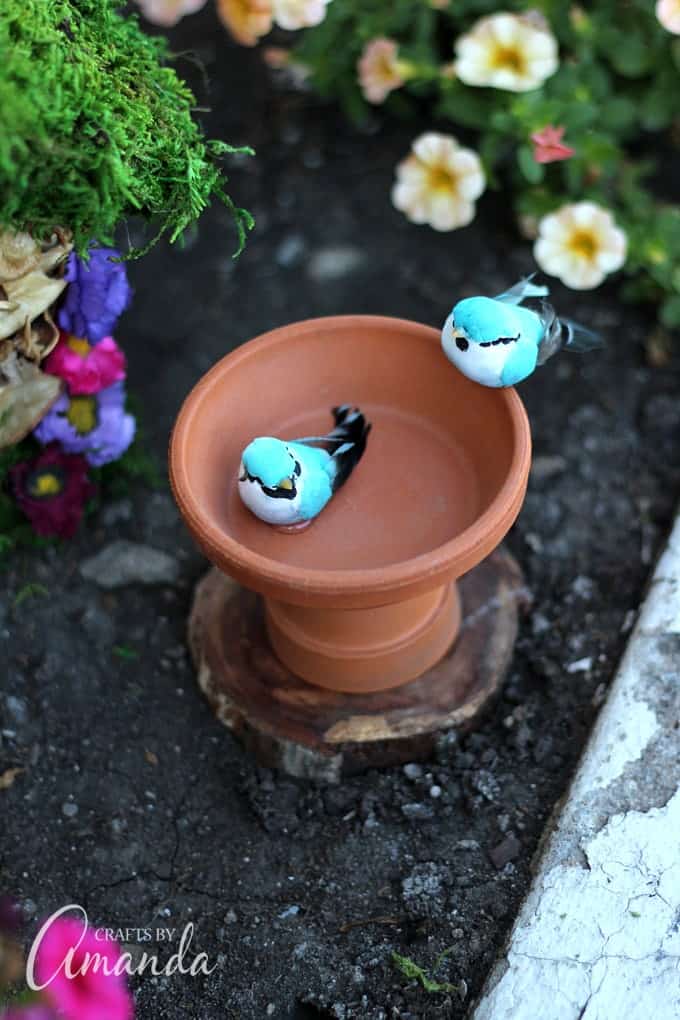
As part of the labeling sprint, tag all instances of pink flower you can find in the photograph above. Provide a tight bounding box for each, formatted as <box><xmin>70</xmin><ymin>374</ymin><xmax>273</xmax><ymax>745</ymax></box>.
<box><xmin>134</xmin><ymin>0</ymin><xmax>208</xmax><ymax>27</ymax></box>
<box><xmin>44</xmin><ymin>334</ymin><xmax>126</xmax><ymax>396</ymax></box>
<box><xmin>530</xmin><ymin>125</ymin><xmax>575</xmax><ymax>164</ymax></box>
<box><xmin>656</xmin><ymin>0</ymin><xmax>680</xmax><ymax>34</ymax></box>
<box><xmin>33</xmin><ymin>916</ymin><xmax>133</xmax><ymax>1020</ymax></box>
<box><xmin>358</xmin><ymin>38</ymin><xmax>408</xmax><ymax>104</ymax></box>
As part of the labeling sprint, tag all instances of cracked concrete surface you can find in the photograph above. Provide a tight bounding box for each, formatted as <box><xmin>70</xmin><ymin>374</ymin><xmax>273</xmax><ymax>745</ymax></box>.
<box><xmin>473</xmin><ymin>514</ymin><xmax>680</xmax><ymax>1020</ymax></box>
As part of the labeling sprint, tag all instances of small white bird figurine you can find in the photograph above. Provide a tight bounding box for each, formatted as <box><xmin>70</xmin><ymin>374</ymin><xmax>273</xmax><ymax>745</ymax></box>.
<box><xmin>238</xmin><ymin>405</ymin><xmax>371</xmax><ymax>527</ymax></box>
<box><xmin>441</xmin><ymin>276</ymin><xmax>602</xmax><ymax>387</ymax></box>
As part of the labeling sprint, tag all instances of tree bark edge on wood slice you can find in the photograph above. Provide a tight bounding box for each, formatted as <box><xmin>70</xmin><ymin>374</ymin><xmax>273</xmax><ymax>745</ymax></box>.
<box><xmin>188</xmin><ymin>548</ymin><xmax>528</xmax><ymax>782</ymax></box>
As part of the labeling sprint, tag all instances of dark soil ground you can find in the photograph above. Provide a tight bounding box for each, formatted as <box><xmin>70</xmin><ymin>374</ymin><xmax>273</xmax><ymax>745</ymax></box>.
<box><xmin>2</xmin><ymin>9</ymin><xmax>680</xmax><ymax>1019</ymax></box>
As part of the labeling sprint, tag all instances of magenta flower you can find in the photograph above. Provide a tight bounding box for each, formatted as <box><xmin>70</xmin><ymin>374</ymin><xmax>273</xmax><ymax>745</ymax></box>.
<box><xmin>44</xmin><ymin>333</ymin><xmax>126</xmax><ymax>396</ymax></box>
<box><xmin>34</xmin><ymin>382</ymin><xmax>135</xmax><ymax>467</ymax></box>
<box><xmin>530</xmin><ymin>125</ymin><xmax>575</xmax><ymax>164</ymax></box>
<box><xmin>10</xmin><ymin>445</ymin><xmax>95</xmax><ymax>539</ymax></box>
<box><xmin>34</xmin><ymin>916</ymin><xmax>133</xmax><ymax>1020</ymax></box>
<box><xmin>57</xmin><ymin>248</ymin><xmax>132</xmax><ymax>343</ymax></box>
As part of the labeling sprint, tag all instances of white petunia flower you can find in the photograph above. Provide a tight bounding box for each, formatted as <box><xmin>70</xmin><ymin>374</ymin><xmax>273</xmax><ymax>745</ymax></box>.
<box><xmin>534</xmin><ymin>202</ymin><xmax>627</xmax><ymax>290</ymax></box>
<box><xmin>454</xmin><ymin>12</ymin><xmax>558</xmax><ymax>93</ymax></box>
<box><xmin>656</xmin><ymin>0</ymin><xmax>680</xmax><ymax>34</ymax></box>
<box><xmin>135</xmin><ymin>0</ymin><xmax>207</xmax><ymax>27</ymax></box>
<box><xmin>391</xmin><ymin>133</ymin><xmax>486</xmax><ymax>231</ymax></box>
<box><xmin>272</xmin><ymin>0</ymin><xmax>332</xmax><ymax>30</ymax></box>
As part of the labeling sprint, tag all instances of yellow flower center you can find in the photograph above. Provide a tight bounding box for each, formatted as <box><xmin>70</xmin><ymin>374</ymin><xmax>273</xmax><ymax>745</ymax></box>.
<box><xmin>31</xmin><ymin>471</ymin><xmax>63</xmax><ymax>497</ymax></box>
<box><xmin>377</xmin><ymin>53</ymin><xmax>400</xmax><ymax>82</ymax></box>
<box><xmin>427</xmin><ymin>165</ymin><xmax>456</xmax><ymax>193</ymax></box>
<box><xmin>67</xmin><ymin>396</ymin><xmax>97</xmax><ymax>436</ymax></box>
<box><xmin>491</xmin><ymin>44</ymin><xmax>526</xmax><ymax>74</ymax></box>
<box><xmin>568</xmin><ymin>230</ymin><xmax>598</xmax><ymax>259</ymax></box>
<box><xmin>66</xmin><ymin>336</ymin><xmax>91</xmax><ymax>357</ymax></box>
<box><xmin>646</xmin><ymin>244</ymin><xmax>667</xmax><ymax>265</ymax></box>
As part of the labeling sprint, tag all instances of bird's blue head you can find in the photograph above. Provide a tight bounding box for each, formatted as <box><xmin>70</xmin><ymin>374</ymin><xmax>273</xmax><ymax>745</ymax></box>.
<box><xmin>451</xmin><ymin>296</ymin><xmax>520</xmax><ymax>344</ymax></box>
<box><xmin>441</xmin><ymin>296</ymin><xmax>523</xmax><ymax>388</ymax></box>
<box><xmin>241</xmin><ymin>437</ymin><xmax>297</xmax><ymax>490</ymax></box>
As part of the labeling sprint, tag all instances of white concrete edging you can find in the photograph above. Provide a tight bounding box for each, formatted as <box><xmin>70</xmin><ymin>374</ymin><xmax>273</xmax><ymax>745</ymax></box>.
<box><xmin>472</xmin><ymin>511</ymin><xmax>680</xmax><ymax>1020</ymax></box>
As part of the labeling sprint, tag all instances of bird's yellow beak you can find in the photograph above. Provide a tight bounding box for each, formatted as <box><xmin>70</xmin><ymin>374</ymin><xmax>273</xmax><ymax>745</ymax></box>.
<box><xmin>278</xmin><ymin>477</ymin><xmax>294</xmax><ymax>491</ymax></box>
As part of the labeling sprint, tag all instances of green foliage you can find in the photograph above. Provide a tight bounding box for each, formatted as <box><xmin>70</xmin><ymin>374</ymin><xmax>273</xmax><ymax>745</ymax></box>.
<box><xmin>293</xmin><ymin>0</ymin><xmax>680</xmax><ymax>326</ymax></box>
<box><xmin>391</xmin><ymin>949</ymin><xmax>463</xmax><ymax>997</ymax></box>
<box><xmin>12</xmin><ymin>582</ymin><xmax>49</xmax><ymax>608</ymax></box>
<box><xmin>0</xmin><ymin>0</ymin><xmax>253</xmax><ymax>257</ymax></box>
<box><xmin>113</xmin><ymin>644</ymin><xmax>140</xmax><ymax>661</ymax></box>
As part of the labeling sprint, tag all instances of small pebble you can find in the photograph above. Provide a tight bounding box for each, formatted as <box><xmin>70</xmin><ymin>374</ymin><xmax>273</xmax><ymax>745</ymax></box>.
<box><xmin>278</xmin><ymin>905</ymin><xmax>300</xmax><ymax>919</ymax></box>
<box><xmin>401</xmin><ymin>803</ymin><xmax>434</xmax><ymax>821</ymax></box>
<box><xmin>489</xmin><ymin>833</ymin><xmax>521</xmax><ymax>870</ymax></box>
<box><xmin>530</xmin><ymin>455</ymin><xmax>567</xmax><ymax>480</ymax></box>
<box><xmin>571</xmin><ymin>575</ymin><xmax>594</xmax><ymax>600</ymax></box>
<box><xmin>531</xmin><ymin>612</ymin><xmax>551</xmax><ymax>635</ymax></box>
<box><xmin>456</xmin><ymin>839</ymin><xmax>480</xmax><ymax>851</ymax></box>
<box><xmin>275</xmin><ymin>235</ymin><xmax>306</xmax><ymax>268</ymax></box>
<box><xmin>566</xmin><ymin>656</ymin><xmax>593</xmax><ymax>674</ymax></box>
<box><xmin>4</xmin><ymin>696</ymin><xmax>28</xmax><ymax>726</ymax></box>
<box><xmin>307</xmin><ymin>246</ymin><xmax>364</xmax><ymax>283</ymax></box>
<box><xmin>80</xmin><ymin>541</ymin><xmax>179</xmax><ymax>589</ymax></box>
<box><xmin>402</xmin><ymin>763</ymin><xmax>423</xmax><ymax>781</ymax></box>
<box><xmin>62</xmin><ymin>802</ymin><xmax>78</xmax><ymax>819</ymax></box>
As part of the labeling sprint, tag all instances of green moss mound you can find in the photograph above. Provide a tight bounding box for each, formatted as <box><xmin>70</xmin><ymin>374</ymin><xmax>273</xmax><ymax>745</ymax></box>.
<box><xmin>0</xmin><ymin>0</ymin><xmax>253</xmax><ymax>256</ymax></box>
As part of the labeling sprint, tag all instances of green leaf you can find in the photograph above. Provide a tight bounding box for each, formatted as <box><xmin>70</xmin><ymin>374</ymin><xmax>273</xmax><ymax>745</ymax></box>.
<box><xmin>517</xmin><ymin>145</ymin><xmax>544</xmax><ymax>184</ymax></box>
<box><xmin>113</xmin><ymin>644</ymin><xmax>140</xmax><ymax>661</ymax></box>
<box><xmin>660</xmin><ymin>295</ymin><xmax>680</xmax><ymax>329</ymax></box>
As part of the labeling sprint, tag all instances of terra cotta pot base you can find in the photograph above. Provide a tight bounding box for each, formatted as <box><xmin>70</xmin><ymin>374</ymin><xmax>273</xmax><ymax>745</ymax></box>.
<box><xmin>188</xmin><ymin>548</ymin><xmax>526</xmax><ymax>781</ymax></box>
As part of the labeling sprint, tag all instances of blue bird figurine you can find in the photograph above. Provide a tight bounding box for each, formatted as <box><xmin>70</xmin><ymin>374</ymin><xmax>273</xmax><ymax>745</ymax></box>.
<box><xmin>238</xmin><ymin>405</ymin><xmax>371</xmax><ymax>526</ymax></box>
<box><xmin>441</xmin><ymin>276</ymin><xmax>602</xmax><ymax>387</ymax></box>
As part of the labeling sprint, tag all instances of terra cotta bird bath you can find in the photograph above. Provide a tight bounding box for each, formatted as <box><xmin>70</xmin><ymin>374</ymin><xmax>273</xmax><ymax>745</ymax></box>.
<box><xmin>170</xmin><ymin>316</ymin><xmax>531</xmax><ymax>778</ymax></box>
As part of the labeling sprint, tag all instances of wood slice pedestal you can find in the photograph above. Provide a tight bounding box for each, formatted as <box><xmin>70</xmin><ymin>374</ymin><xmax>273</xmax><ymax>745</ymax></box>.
<box><xmin>188</xmin><ymin>547</ymin><xmax>526</xmax><ymax>782</ymax></box>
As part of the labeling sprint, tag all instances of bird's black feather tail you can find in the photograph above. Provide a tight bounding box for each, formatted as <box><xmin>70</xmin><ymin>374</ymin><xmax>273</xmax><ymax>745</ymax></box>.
<box><xmin>327</xmin><ymin>404</ymin><xmax>371</xmax><ymax>492</ymax></box>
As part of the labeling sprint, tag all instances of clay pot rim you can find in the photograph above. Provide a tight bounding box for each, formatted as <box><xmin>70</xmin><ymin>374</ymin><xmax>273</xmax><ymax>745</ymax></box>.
<box><xmin>170</xmin><ymin>315</ymin><xmax>531</xmax><ymax>601</ymax></box>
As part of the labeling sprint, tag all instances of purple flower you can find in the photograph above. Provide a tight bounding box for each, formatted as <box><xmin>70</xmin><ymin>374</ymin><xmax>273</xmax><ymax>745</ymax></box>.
<box><xmin>34</xmin><ymin>382</ymin><xmax>135</xmax><ymax>467</ymax></box>
<box><xmin>0</xmin><ymin>1007</ymin><xmax>57</xmax><ymax>1020</ymax></box>
<box><xmin>57</xmin><ymin>248</ymin><xmax>132</xmax><ymax>343</ymax></box>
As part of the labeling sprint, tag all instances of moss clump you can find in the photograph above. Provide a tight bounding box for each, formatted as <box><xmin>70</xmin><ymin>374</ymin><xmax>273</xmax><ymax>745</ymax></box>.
<box><xmin>0</xmin><ymin>0</ymin><xmax>253</xmax><ymax>256</ymax></box>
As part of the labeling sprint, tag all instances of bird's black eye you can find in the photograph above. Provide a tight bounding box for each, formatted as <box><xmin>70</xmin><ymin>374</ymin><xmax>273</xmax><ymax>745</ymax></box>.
<box><xmin>294</xmin><ymin>460</ymin><xmax>301</xmax><ymax>477</ymax></box>
<box><xmin>456</xmin><ymin>337</ymin><xmax>469</xmax><ymax>352</ymax></box>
